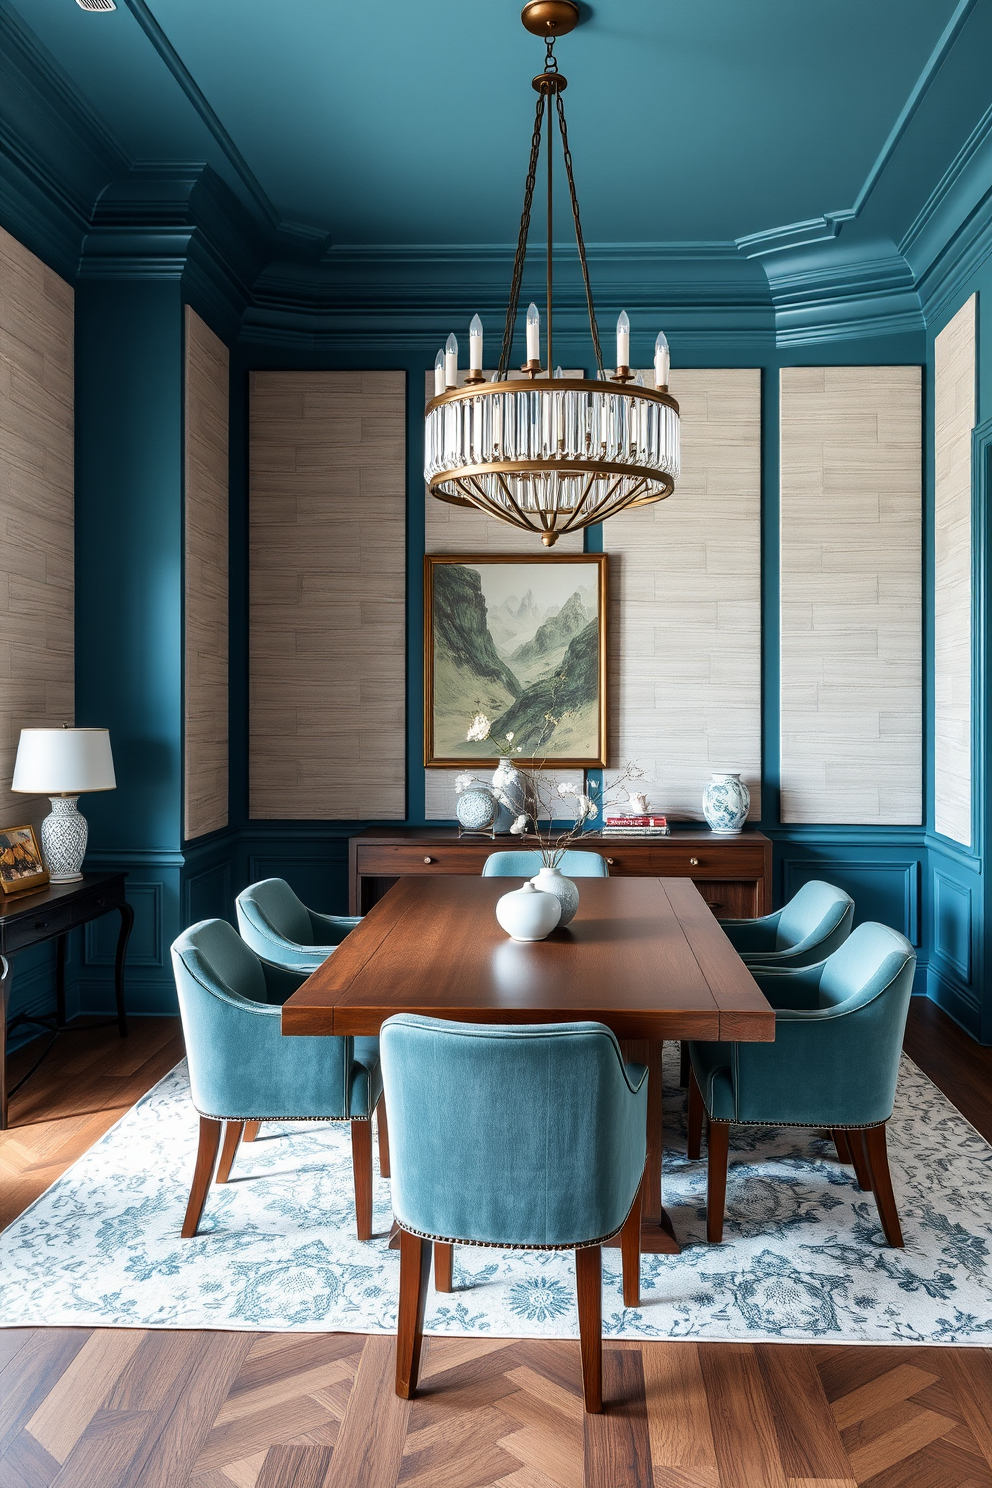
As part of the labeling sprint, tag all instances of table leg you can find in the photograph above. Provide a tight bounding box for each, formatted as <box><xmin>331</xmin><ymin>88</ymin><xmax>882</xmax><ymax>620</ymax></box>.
<box><xmin>0</xmin><ymin>955</ymin><xmax>11</xmax><ymax>1131</ymax></box>
<box><xmin>56</xmin><ymin>934</ymin><xmax>67</xmax><ymax>1028</ymax></box>
<box><xmin>114</xmin><ymin>903</ymin><xmax>133</xmax><ymax>1038</ymax></box>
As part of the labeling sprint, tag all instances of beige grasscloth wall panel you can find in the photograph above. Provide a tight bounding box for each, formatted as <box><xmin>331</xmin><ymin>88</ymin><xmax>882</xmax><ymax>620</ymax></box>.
<box><xmin>780</xmin><ymin>366</ymin><xmax>922</xmax><ymax>825</ymax></box>
<box><xmin>424</xmin><ymin>371</ymin><xmax>583</xmax><ymax>819</ymax></box>
<box><xmin>0</xmin><ymin>226</ymin><xmax>74</xmax><ymax>830</ymax></box>
<box><xmin>605</xmin><ymin>367</ymin><xmax>762</xmax><ymax>819</ymax></box>
<box><xmin>184</xmin><ymin>307</ymin><xmax>230</xmax><ymax>840</ymax></box>
<box><xmin>250</xmin><ymin>371</ymin><xmax>406</xmax><ymax>819</ymax></box>
<box><xmin>933</xmin><ymin>297</ymin><xmax>976</xmax><ymax>846</ymax></box>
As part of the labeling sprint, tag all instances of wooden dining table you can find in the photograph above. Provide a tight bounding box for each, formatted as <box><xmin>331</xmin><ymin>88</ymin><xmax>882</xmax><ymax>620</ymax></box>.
<box><xmin>282</xmin><ymin>874</ymin><xmax>775</xmax><ymax>1253</ymax></box>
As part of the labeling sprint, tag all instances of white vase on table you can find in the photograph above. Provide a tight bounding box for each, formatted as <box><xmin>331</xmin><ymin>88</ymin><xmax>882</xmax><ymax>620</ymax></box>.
<box><xmin>529</xmin><ymin>865</ymin><xmax>580</xmax><ymax>927</ymax></box>
<box><xmin>495</xmin><ymin>881</ymin><xmax>561</xmax><ymax>941</ymax></box>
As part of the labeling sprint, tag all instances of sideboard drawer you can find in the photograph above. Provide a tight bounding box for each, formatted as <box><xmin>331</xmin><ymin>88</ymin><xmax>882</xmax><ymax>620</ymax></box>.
<box><xmin>356</xmin><ymin>843</ymin><xmax>494</xmax><ymax>877</ymax></box>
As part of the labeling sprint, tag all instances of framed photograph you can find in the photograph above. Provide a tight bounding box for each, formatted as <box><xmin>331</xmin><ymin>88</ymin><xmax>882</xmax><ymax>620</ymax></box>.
<box><xmin>425</xmin><ymin>553</ymin><xmax>607</xmax><ymax>767</ymax></box>
<box><xmin>0</xmin><ymin>824</ymin><xmax>49</xmax><ymax>896</ymax></box>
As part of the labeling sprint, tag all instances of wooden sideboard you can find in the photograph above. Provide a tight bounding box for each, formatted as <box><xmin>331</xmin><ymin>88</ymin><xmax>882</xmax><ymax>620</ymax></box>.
<box><xmin>349</xmin><ymin>827</ymin><xmax>772</xmax><ymax>918</ymax></box>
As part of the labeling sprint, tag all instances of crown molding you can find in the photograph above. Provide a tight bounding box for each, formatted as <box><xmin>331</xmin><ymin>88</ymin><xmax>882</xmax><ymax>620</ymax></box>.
<box><xmin>916</xmin><ymin>185</ymin><xmax>992</xmax><ymax>326</ymax></box>
<box><xmin>735</xmin><ymin>0</ymin><xmax>980</xmax><ymax>263</ymax></box>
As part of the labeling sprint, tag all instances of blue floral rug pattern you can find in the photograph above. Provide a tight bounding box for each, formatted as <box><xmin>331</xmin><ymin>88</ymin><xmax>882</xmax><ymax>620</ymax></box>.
<box><xmin>2</xmin><ymin>1050</ymin><xmax>990</xmax><ymax>1344</ymax></box>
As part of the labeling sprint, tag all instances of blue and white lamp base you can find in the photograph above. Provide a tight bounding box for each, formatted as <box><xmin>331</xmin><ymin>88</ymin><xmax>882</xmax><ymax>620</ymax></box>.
<box><xmin>40</xmin><ymin>796</ymin><xmax>88</xmax><ymax>882</ymax></box>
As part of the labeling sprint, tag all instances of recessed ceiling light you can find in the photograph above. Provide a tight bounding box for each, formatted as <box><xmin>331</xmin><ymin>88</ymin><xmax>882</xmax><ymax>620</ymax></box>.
<box><xmin>75</xmin><ymin>0</ymin><xmax>117</xmax><ymax>10</ymax></box>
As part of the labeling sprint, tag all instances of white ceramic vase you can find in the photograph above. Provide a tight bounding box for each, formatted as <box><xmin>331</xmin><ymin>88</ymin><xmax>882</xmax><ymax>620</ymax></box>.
<box><xmin>702</xmin><ymin>772</ymin><xmax>750</xmax><ymax>835</ymax></box>
<box><xmin>529</xmin><ymin>865</ymin><xmax>580</xmax><ymax>927</ymax></box>
<box><xmin>495</xmin><ymin>881</ymin><xmax>561</xmax><ymax>941</ymax></box>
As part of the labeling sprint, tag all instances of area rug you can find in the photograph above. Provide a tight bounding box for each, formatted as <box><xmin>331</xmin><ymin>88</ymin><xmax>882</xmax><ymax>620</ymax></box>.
<box><xmin>2</xmin><ymin>1048</ymin><xmax>990</xmax><ymax>1344</ymax></box>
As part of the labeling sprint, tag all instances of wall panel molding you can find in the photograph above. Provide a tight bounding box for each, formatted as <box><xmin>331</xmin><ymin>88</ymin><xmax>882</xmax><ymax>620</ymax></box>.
<box><xmin>933</xmin><ymin>294</ymin><xmax>976</xmax><ymax>846</ymax></box>
<box><xmin>184</xmin><ymin>305</ymin><xmax>230</xmax><ymax>840</ymax></box>
<box><xmin>605</xmin><ymin>368</ymin><xmax>762</xmax><ymax>819</ymax></box>
<box><xmin>0</xmin><ymin>225</ymin><xmax>74</xmax><ymax>830</ymax></box>
<box><xmin>249</xmin><ymin>370</ymin><xmax>407</xmax><ymax>819</ymax></box>
<box><xmin>780</xmin><ymin>365</ymin><xmax>922</xmax><ymax>824</ymax></box>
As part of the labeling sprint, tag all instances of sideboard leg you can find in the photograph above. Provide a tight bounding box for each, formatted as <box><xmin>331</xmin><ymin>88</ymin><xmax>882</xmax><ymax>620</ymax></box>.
<box><xmin>114</xmin><ymin>902</ymin><xmax>134</xmax><ymax>1037</ymax></box>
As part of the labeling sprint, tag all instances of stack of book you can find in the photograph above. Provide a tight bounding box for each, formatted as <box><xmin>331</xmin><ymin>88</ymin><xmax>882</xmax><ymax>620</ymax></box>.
<box><xmin>602</xmin><ymin>814</ymin><xmax>670</xmax><ymax>836</ymax></box>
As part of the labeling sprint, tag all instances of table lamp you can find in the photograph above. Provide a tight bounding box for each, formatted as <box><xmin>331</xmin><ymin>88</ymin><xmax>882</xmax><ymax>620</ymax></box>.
<box><xmin>11</xmin><ymin>727</ymin><xmax>117</xmax><ymax>882</ymax></box>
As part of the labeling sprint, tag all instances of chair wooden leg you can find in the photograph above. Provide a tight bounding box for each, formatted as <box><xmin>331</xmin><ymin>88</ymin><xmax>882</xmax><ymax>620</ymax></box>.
<box><xmin>679</xmin><ymin>1040</ymin><xmax>690</xmax><ymax>1087</ymax></box>
<box><xmin>863</xmin><ymin>1124</ymin><xmax>904</xmax><ymax>1248</ymax></box>
<box><xmin>620</xmin><ymin>1177</ymin><xmax>643</xmax><ymax>1309</ymax></box>
<box><xmin>687</xmin><ymin>1066</ymin><xmax>704</xmax><ymax>1160</ymax></box>
<box><xmin>433</xmin><ymin>1241</ymin><xmax>453</xmax><ymax>1292</ymax></box>
<box><xmin>706</xmin><ymin>1120</ymin><xmax>730</xmax><ymax>1244</ymax></box>
<box><xmin>375</xmin><ymin>1095</ymin><xmax>391</xmax><ymax>1179</ymax></box>
<box><xmin>351</xmin><ymin>1119</ymin><xmax>374</xmax><ymax>1241</ymax></box>
<box><xmin>574</xmin><ymin>1245</ymin><xmax>602</xmax><ymax>1413</ymax></box>
<box><xmin>181</xmin><ymin>1116</ymin><xmax>222</xmax><ymax>1238</ymax></box>
<box><xmin>832</xmin><ymin>1128</ymin><xmax>852</xmax><ymax>1164</ymax></box>
<box><xmin>214</xmin><ymin>1121</ymin><xmax>244</xmax><ymax>1184</ymax></box>
<box><xmin>849</xmin><ymin>1129</ymin><xmax>874</xmax><ymax>1192</ymax></box>
<box><xmin>395</xmin><ymin>1229</ymin><xmax>433</xmax><ymax>1399</ymax></box>
<box><xmin>242</xmin><ymin>1121</ymin><xmax>260</xmax><ymax>1143</ymax></box>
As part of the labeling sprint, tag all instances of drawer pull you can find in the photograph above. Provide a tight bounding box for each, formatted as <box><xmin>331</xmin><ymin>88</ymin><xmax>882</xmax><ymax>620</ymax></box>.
<box><xmin>606</xmin><ymin>857</ymin><xmax>614</xmax><ymax>866</ymax></box>
<box><xmin>689</xmin><ymin>857</ymin><xmax>699</xmax><ymax>866</ymax></box>
<box><xmin>423</xmin><ymin>857</ymin><xmax>434</xmax><ymax>864</ymax></box>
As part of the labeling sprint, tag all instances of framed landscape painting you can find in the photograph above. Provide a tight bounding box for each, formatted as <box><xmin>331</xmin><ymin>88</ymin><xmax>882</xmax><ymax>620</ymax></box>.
<box><xmin>424</xmin><ymin>553</ymin><xmax>607</xmax><ymax>767</ymax></box>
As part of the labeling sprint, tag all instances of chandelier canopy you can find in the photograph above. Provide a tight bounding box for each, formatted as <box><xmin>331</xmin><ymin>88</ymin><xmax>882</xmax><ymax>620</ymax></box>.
<box><xmin>425</xmin><ymin>0</ymin><xmax>680</xmax><ymax>546</ymax></box>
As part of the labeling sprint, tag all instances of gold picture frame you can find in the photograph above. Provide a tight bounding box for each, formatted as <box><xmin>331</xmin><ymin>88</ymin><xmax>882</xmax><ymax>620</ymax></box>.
<box><xmin>0</xmin><ymin>823</ymin><xmax>49</xmax><ymax>896</ymax></box>
<box><xmin>424</xmin><ymin>553</ymin><xmax>608</xmax><ymax>768</ymax></box>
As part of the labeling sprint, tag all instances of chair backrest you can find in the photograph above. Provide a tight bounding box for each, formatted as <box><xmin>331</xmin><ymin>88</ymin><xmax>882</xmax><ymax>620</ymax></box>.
<box><xmin>173</xmin><ymin>918</ymin><xmax>267</xmax><ymax>1006</ymax></box>
<box><xmin>237</xmin><ymin>878</ymin><xmax>312</xmax><ymax>951</ymax></box>
<box><xmin>380</xmin><ymin>1015</ymin><xmax>646</xmax><ymax>1248</ymax></box>
<box><xmin>776</xmin><ymin>879</ymin><xmax>855</xmax><ymax>955</ymax></box>
<box><xmin>817</xmin><ymin>921</ymin><xmax>915</xmax><ymax>1010</ymax></box>
<box><xmin>481</xmin><ymin>849</ymin><xmax>608</xmax><ymax>878</ymax></box>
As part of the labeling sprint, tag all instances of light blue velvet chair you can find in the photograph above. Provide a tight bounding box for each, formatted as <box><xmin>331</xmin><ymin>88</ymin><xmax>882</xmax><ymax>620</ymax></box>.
<box><xmin>687</xmin><ymin>922</ymin><xmax>916</xmax><ymax>1248</ymax></box>
<box><xmin>481</xmin><ymin>849</ymin><xmax>608</xmax><ymax>878</ymax></box>
<box><xmin>380</xmin><ymin>1016</ymin><xmax>647</xmax><ymax>1411</ymax></box>
<box><xmin>719</xmin><ymin>879</ymin><xmax>855</xmax><ymax>969</ymax></box>
<box><xmin>236</xmin><ymin>878</ymin><xmax>362</xmax><ymax>974</ymax></box>
<box><xmin>170</xmin><ymin>918</ymin><xmax>384</xmax><ymax>1241</ymax></box>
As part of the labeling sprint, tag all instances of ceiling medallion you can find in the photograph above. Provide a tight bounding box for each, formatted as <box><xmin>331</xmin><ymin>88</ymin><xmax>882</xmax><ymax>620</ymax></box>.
<box><xmin>424</xmin><ymin>2</ymin><xmax>680</xmax><ymax>546</ymax></box>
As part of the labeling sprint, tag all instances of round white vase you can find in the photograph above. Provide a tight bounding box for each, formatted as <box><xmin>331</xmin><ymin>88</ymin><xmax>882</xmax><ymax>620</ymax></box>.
<box><xmin>529</xmin><ymin>865</ymin><xmax>579</xmax><ymax>927</ymax></box>
<box><xmin>702</xmin><ymin>772</ymin><xmax>750</xmax><ymax>836</ymax></box>
<box><xmin>495</xmin><ymin>881</ymin><xmax>561</xmax><ymax>941</ymax></box>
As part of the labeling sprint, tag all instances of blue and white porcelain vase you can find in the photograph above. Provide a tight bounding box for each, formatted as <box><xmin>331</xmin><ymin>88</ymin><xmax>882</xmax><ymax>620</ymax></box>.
<box><xmin>529</xmin><ymin>865</ymin><xmax>580</xmax><ymax>927</ymax></box>
<box><xmin>702</xmin><ymin>772</ymin><xmax>750</xmax><ymax>836</ymax></box>
<box><xmin>492</xmin><ymin>759</ymin><xmax>529</xmax><ymax>834</ymax></box>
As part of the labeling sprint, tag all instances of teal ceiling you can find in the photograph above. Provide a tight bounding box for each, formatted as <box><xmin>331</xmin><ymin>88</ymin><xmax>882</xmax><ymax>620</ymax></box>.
<box><xmin>6</xmin><ymin>0</ymin><xmax>990</xmax><ymax>255</ymax></box>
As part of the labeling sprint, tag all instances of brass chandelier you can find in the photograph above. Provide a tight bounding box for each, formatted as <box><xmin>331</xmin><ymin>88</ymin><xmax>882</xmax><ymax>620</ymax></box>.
<box><xmin>424</xmin><ymin>0</ymin><xmax>680</xmax><ymax>546</ymax></box>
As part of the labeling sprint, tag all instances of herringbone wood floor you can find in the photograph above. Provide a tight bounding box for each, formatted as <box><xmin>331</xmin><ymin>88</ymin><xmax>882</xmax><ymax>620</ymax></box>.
<box><xmin>2</xmin><ymin>1003</ymin><xmax>991</xmax><ymax>1488</ymax></box>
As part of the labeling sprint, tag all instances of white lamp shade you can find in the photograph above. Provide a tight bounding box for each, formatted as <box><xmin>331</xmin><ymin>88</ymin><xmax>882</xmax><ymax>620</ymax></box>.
<box><xmin>11</xmin><ymin>728</ymin><xmax>116</xmax><ymax>794</ymax></box>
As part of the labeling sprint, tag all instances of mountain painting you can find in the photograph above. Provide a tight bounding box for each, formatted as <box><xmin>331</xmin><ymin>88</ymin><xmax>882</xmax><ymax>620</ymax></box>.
<box><xmin>425</xmin><ymin>555</ymin><xmax>607</xmax><ymax>766</ymax></box>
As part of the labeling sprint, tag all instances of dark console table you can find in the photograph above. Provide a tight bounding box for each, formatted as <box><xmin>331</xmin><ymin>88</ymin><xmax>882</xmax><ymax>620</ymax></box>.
<box><xmin>0</xmin><ymin>872</ymin><xmax>133</xmax><ymax>1128</ymax></box>
<box><xmin>349</xmin><ymin>827</ymin><xmax>772</xmax><ymax>919</ymax></box>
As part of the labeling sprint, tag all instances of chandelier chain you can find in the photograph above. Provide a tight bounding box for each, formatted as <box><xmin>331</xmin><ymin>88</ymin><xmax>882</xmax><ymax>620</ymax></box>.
<box><xmin>556</xmin><ymin>90</ymin><xmax>604</xmax><ymax>376</ymax></box>
<box><xmin>497</xmin><ymin>90</ymin><xmax>546</xmax><ymax>381</ymax></box>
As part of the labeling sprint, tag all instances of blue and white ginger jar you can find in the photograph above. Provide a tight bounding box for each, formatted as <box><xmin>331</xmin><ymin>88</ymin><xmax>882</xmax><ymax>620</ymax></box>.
<box><xmin>702</xmin><ymin>772</ymin><xmax>750</xmax><ymax>836</ymax></box>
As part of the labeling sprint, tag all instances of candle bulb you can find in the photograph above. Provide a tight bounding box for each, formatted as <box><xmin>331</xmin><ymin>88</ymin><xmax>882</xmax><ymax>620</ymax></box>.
<box><xmin>616</xmin><ymin>310</ymin><xmax>630</xmax><ymax>370</ymax></box>
<box><xmin>469</xmin><ymin>314</ymin><xmax>483</xmax><ymax>371</ymax></box>
<box><xmin>526</xmin><ymin>302</ymin><xmax>541</xmax><ymax>363</ymax></box>
<box><xmin>654</xmin><ymin>330</ymin><xmax>670</xmax><ymax>389</ymax></box>
<box><xmin>434</xmin><ymin>349</ymin><xmax>445</xmax><ymax>397</ymax></box>
<box><xmin>445</xmin><ymin>333</ymin><xmax>458</xmax><ymax>388</ymax></box>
